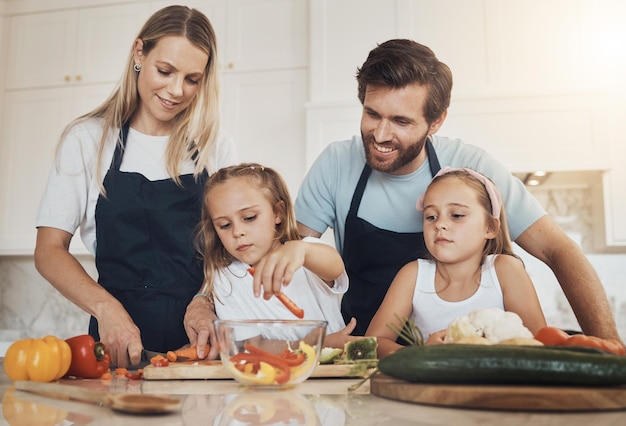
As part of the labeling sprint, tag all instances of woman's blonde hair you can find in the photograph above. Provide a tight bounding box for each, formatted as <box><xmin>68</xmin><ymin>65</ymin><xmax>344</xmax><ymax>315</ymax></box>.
<box><xmin>196</xmin><ymin>163</ymin><xmax>302</xmax><ymax>297</ymax></box>
<box><xmin>57</xmin><ymin>5</ymin><xmax>220</xmax><ymax>188</ymax></box>
<box><xmin>425</xmin><ymin>169</ymin><xmax>517</xmax><ymax>264</ymax></box>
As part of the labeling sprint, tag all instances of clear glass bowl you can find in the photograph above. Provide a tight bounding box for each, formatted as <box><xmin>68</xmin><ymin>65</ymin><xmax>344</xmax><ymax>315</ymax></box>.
<box><xmin>214</xmin><ymin>319</ymin><xmax>327</xmax><ymax>388</ymax></box>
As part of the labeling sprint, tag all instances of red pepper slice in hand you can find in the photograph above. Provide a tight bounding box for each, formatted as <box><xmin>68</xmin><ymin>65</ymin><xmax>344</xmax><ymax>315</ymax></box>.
<box><xmin>65</xmin><ymin>335</ymin><xmax>111</xmax><ymax>379</ymax></box>
<box><xmin>247</xmin><ymin>267</ymin><xmax>305</xmax><ymax>318</ymax></box>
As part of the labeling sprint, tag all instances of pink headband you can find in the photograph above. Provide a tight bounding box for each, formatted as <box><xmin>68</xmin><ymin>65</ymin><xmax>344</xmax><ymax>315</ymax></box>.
<box><xmin>416</xmin><ymin>167</ymin><xmax>502</xmax><ymax>218</ymax></box>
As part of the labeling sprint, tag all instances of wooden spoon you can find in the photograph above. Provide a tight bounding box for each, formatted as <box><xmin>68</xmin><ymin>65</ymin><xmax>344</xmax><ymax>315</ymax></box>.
<box><xmin>14</xmin><ymin>381</ymin><xmax>181</xmax><ymax>414</ymax></box>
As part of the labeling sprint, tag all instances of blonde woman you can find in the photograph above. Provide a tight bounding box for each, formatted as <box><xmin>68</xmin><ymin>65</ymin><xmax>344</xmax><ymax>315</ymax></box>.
<box><xmin>34</xmin><ymin>5</ymin><xmax>235</xmax><ymax>367</ymax></box>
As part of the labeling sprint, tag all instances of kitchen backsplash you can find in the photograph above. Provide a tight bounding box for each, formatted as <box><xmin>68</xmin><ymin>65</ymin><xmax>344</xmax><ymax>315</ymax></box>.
<box><xmin>1</xmin><ymin>187</ymin><xmax>625</xmax><ymax>353</ymax></box>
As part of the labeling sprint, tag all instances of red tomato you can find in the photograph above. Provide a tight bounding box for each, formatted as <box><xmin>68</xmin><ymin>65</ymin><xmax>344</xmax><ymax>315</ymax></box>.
<box><xmin>563</xmin><ymin>334</ymin><xmax>626</xmax><ymax>355</ymax></box>
<box><xmin>533</xmin><ymin>327</ymin><xmax>569</xmax><ymax>346</ymax></box>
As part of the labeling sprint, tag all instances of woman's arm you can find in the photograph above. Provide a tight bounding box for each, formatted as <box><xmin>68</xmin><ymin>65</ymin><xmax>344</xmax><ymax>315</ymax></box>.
<box><xmin>34</xmin><ymin>227</ymin><xmax>143</xmax><ymax>367</ymax></box>
<box><xmin>365</xmin><ymin>261</ymin><xmax>418</xmax><ymax>358</ymax></box>
<box><xmin>495</xmin><ymin>254</ymin><xmax>547</xmax><ymax>335</ymax></box>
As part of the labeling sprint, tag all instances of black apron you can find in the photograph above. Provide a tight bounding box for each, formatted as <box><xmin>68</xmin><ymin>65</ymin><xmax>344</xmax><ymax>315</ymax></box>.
<box><xmin>91</xmin><ymin>123</ymin><xmax>206</xmax><ymax>352</ymax></box>
<box><xmin>341</xmin><ymin>139</ymin><xmax>441</xmax><ymax>335</ymax></box>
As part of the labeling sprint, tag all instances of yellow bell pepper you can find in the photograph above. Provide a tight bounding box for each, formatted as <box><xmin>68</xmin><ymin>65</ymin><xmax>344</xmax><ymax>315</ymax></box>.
<box><xmin>289</xmin><ymin>341</ymin><xmax>317</xmax><ymax>381</ymax></box>
<box><xmin>3</xmin><ymin>336</ymin><xmax>72</xmax><ymax>382</ymax></box>
<box><xmin>227</xmin><ymin>360</ymin><xmax>277</xmax><ymax>385</ymax></box>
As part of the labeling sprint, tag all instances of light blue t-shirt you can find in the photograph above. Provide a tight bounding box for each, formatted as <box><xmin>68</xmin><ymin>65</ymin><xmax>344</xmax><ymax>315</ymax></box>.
<box><xmin>294</xmin><ymin>134</ymin><xmax>545</xmax><ymax>254</ymax></box>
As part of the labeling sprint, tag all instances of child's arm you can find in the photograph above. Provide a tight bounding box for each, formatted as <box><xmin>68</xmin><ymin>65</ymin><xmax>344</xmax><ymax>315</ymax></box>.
<box><xmin>251</xmin><ymin>239</ymin><xmax>344</xmax><ymax>298</ymax></box>
<box><xmin>495</xmin><ymin>254</ymin><xmax>547</xmax><ymax>335</ymax></box>
<box><xmin>365</xmin><ymin>261</ymin><xmax>418</xmax><ymax>358</ymax></box>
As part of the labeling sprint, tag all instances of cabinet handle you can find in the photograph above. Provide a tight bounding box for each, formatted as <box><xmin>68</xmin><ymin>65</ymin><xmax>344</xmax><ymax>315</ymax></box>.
<box><xmin>228</xmin><ymin>62</ymin><xmax>234</xmax><ymax>69</ymax></box>
<box><xmin>64</xmin><ymin>75</ymin><xmax>71</xmax><ymax>82</ymax></box>
<box><xmin>75</xmin><ymin>75</ymin><xmax>82</xmax><ymax>82</ymax></box>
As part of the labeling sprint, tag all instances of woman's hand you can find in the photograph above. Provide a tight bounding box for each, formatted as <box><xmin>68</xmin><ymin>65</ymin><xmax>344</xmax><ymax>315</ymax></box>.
<box><xmin>96</xmin><ymin>301</ymin><xmax>142</xmax><ymax>368</ymax></box>
<box><xmin>184</xmin><ymin>296</ymin><xmax>219</xmax><ymax>359</ymax></box>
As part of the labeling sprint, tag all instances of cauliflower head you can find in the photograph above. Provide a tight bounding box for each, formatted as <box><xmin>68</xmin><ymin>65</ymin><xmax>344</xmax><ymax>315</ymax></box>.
<box><xmin>443</xmin><ymin>316</ymin><xmax>482</xmax><ymax>343</ymax></box>
<box><xmin>482</xmin><ymin>311</ymin><xmax>533</xmax><ymax>343</ymax></box>
<box><xmin>444</xmin><ymin>308</ymin><xmax>533</xmax><ymax>344</ymax></box>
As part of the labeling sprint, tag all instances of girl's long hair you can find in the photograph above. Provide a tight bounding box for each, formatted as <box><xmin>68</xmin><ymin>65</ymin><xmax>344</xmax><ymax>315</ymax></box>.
<box><xmin>196</xmin><ymin>163</ymin><xmax>301</xmax><ymax>298</ymax></box>
<box><xmin>56</xmin><ymin>5</ymin><xmax>220</xmax><ymax>189</ymax></box>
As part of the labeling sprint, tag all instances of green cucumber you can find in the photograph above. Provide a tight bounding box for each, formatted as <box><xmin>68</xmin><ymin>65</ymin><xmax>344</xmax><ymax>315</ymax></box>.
<box><xmin>378</xmin><ymin>344</ymin><xmax>626</xmax><ymax>386</ymax></box>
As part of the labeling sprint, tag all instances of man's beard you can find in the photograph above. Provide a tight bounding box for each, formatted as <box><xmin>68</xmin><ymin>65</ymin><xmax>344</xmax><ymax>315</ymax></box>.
<box><xmin>362</xmin><ymin>132</ymin><xmax>428</xmax><ymax>173</ymax></box>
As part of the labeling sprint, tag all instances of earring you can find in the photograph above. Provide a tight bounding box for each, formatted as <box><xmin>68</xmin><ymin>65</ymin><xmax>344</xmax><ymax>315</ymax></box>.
<box><xmin>133</xmin><ymin>63</ymin><xmax>142</xmax><ymax>72</ymax></box>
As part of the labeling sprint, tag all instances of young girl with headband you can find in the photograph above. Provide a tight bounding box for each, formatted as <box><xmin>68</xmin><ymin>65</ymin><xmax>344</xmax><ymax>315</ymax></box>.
<box><xmin>194</xmin><ymin>163</ymin><xmax>359</xmax><ymax>347</ymax></box>
<box><xmin>366</xmin><ymin>167</ymin><xmax>546</xmax><ymax>357</ymax></box>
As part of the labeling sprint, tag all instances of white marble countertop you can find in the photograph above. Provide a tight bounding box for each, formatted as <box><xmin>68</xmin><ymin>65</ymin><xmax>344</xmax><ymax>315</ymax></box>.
<box><xmin>1</xmin><ymin>359</ymin><xmax>625</xmax><ymax>425</ymax></box>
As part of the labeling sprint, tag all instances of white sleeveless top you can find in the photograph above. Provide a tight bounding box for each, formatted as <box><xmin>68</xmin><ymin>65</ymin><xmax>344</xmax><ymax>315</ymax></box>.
<box><xmin>411</xmin><ymin>255</ymin><xmax>504</xmax><ymax>336</ymax></box>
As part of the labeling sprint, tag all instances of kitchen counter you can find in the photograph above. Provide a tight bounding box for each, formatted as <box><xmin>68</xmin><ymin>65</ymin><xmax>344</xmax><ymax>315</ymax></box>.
<box><xmin>1</xmin><ymin>359</ymin><xmax>625</xmax><ymax>425</ymax></box>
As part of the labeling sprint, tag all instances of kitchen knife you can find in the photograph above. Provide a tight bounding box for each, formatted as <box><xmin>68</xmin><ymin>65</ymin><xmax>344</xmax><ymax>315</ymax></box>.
<box><xmin>134</xmin><ymin>349</ymin><xmax>166</xmax><ymax>368</ymax></box>
<box><xmin>136</xmin><ymin>349</ymin><xmax>191</xmax><ymax>368</ymax></box>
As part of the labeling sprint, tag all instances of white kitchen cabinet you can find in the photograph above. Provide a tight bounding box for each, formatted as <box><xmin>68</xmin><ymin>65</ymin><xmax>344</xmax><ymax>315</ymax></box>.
<box><xmin>221</xmin><ymin>69</ymin><xmax>307</xmax><ymax>197</ymax></box>
<box><xmin>0</xmin><ymin>85</ymin><xmax>113</xmax><ymax>254</ymax></box>
<box><xmin>5</xmin><ymin>4</ymin><xmax>155</xmax><ymax>90</ymax></box>
<box><xmin>222</xmin><ymin>0</ymin><xmax>307</xmax><ymax>72</ymax></box>
<box><xmin>171</xmin><ymin>0</ymin><xmax>307</xmax><ymax>73</ymax></box>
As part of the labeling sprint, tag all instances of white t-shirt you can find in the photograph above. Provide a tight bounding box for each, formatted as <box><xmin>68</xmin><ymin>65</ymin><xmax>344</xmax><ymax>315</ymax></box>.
<box><xmin>36</xmin><ymin>118</ymin><xmax>237</xmax><ymax>255</ymax></box>
<box><xmin>213</xmin><ymin>237</ymin><xmax>349</xmax><ymax>335</ymax></box>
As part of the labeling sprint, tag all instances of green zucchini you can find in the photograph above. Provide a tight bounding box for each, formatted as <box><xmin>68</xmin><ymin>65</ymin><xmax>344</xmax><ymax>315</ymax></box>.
<box><xmin>378</xmin><ymin>344</ymin><xmax>626</xmax><ymax>386</ymax></box>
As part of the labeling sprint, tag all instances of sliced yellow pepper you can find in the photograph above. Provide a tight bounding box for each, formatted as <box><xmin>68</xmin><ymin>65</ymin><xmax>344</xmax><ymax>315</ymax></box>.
<box><xmin>289</xmin><ymin>342</ymin><xmax>317</xmax><ymax>381</ymax></box>
<box><xmin>228</xmin><ymin>361</ymin><xmax>277</xmax><ymax>385</ymax></box>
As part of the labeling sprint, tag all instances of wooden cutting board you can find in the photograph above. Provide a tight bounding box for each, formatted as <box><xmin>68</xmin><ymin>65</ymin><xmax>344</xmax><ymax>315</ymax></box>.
<box><xmin>142</xmin><ymin>360</ymin><xmax>370</xmax><ymax>380</ymax></box>
<box><xmin>370</xmin><ymin>374</ymin><xmax>626</xmax><ymax>411</ymax></box>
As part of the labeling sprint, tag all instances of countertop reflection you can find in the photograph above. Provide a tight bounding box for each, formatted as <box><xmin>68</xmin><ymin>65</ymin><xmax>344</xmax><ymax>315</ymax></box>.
<box><xmin>1</xmin><ymin>359</ymin><xmax>625</xmax><ymax>425</ymax></box>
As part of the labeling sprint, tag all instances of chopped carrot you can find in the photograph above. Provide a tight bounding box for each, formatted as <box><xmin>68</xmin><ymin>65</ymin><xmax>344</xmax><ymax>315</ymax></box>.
<box><xmin>100</xmin><ymin>371</ymin><xmax>112</xmax><ymax>380</ymax></box>
<box><xmin>115</xmin><ymin>367</ymin><xmax>128</xmax><ymax>376</ymax></box>
<box><xmin>149</xmin><ymin>354</ymin><xmax>170</xmax><ymax>367</ymax></box>
<box><xmin>168</xmin><ymin>344</ymin><xmax>210</xmax><ymax>362</ymax></box>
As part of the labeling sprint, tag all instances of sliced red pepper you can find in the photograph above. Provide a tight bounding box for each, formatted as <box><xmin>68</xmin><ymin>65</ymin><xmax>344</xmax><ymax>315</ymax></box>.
<box><xmin>65</xmin><ymin>335</ymin><xmax>111</xmax><ymax>379</ymax></box>
<box><xmin>247</xmin><ymin>267</ymin><xmax>305</xmax><ymax>318</ymax></box>
<box><xmin>125</xmin><ymin>371</ymin><xmax>143</xmax><ymax>380</ymax></box>
<box><xmin>280</xmin><ymin>351</ymin><xmax>306</xmax><ymax>366</ymax></box>
<box><xmin>244</xmin><ymin>343</ymin><xmax>306</xmax><ymax>367</ymax></box>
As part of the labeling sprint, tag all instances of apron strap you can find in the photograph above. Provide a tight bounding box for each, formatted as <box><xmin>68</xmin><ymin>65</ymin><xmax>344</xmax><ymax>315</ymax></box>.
<box><xmin>348</xmin><ymin>165</ymin><xmax>372</xmax><ymax>217</ymax></box>
<box><xmin>425</xmin><ymin>136</ymin><xmax>441</xmax><ymax>176</ymax></box>
<box><xmin>111</xmin><ymin>123</ymin><xmax>130</xmax><ymax>172</ymax></box>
